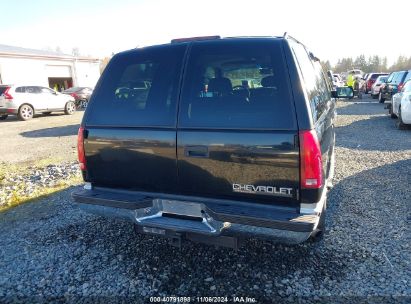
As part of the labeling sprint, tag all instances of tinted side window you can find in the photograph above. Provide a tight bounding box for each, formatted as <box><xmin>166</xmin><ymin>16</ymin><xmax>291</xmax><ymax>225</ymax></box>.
<box><xmin>313</xmin><ymin>63</ymin><xmax>331</xmax><ymax>120</ymax></box>
<box><xmin>15</xmin><ymin>87</ymin><xmax>26</xmax><ymax>93</ymax></box>
<box><xmin>290</xmin><ymin>42</ymin><xmax>330</xmax><ymax>122</ymax></box>
<box><xmin>179</xmin><ymin>40</ymin><xmax>295</xmax><ymax>129</ymax></box>
<box><xmin>393</xmin><ymin>72</ymin><xmax>405</xmax><ymax>84</ymax></box>
<box><xmin>86</xmin><ymin>45</ymin><xmax>186</xmax><ymax>127</ymax></box>
<box><xmin>387</xmin><ymin>73</ymin><xmax>395</xmax><ymax>83</ymax></box>
<box><xmin>25</xmin><ymin>86</ymin><xmax>41</xmax><ymax>94</ymax></box>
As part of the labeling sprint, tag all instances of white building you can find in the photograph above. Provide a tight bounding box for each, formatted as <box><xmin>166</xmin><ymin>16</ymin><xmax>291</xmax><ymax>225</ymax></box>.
<box><xmin>0</xmin><ymin>44</ymin><xmax>101</xmax><ymax>91</ymax></box>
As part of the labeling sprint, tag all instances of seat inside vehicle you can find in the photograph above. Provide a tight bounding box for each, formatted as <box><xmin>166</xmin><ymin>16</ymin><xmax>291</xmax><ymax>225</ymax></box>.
<box><xmin>208</xmin><ymin>77</ymin><xmax>233</xmax><ymax>96</ymax></box>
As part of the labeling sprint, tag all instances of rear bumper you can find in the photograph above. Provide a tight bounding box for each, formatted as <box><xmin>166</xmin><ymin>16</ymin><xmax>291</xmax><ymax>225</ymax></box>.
<box><xmin>0</xmin><ymin>107</ymin><xmax>17</xmax><ymax>114</ymax></box>
<box><xmin>72</xmin><ymin>187</ymin><xmax>323</xmax><ymax>245</ymax></box>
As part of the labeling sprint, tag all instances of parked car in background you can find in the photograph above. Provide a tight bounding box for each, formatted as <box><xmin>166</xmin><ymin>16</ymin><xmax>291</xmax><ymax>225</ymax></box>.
<box><xmin>348</xmin><ymin>69</ymin><xmax>364</xmax><ymax>78</ymax></box>
<box><xmin>333</xmin><ymin>73</ymin><xmax>342</xmax><ymax>81</ymax></box>
<box><xmin>328</xmin><ymin>71</ymin><xmax>343</xmax><ymax>89</ymax></box>
<box><xmin>0</xmin><ymin>85</ymin><xmax>75</xmax><ymax>120</ymax></box>
<box><xmin>364</xmin><ymin>73</ymin><xmax>388</xmax><ymax>94</ymax></box>
<box><xmin>332</xmin><ymin>76</ymin><xmax>342</xmax><ymax>88</ymax></box>
<box><xmin>379</xmin><ymin>72</ymin><xmax>396</xmax><ymax>102</ymax></box>
<box><xmin>379</xmin><ymin>70</ymin><xmax>411</xmax><ymax>103</ymax></box>
<box><xmin>391</xmin><ymin>80</ymin><xmax>411</xmax><ymax>129</ymax></box>
<box><xmin>333</xmin><ymin>74</ymin><xmax>344</xmax><ymax>87</ymax></box>
<box><xmin>73</xmin><ymin>35</ymin><xmax>350</xmax><ymax>248</ymax></box>
<box><xmin>62</xmin><ymin>87</ymin><xmax>93</xmax><ymax>109</ymax></box>
<box><xmin>340</xmin><ymin>72</ymin><xmax>347</xmax><ymax>82</ymax></box>
<box><xmin>371</xmin><ymin>75</ymin><xmax>388</xmax><ymax>98</ymax></box>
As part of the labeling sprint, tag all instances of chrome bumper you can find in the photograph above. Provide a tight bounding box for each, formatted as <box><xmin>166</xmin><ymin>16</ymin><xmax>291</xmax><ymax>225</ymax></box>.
<box><xmin>73</xmin><ymin>187</ymin><xmax>320</xmax><ymax>246</ymax></box>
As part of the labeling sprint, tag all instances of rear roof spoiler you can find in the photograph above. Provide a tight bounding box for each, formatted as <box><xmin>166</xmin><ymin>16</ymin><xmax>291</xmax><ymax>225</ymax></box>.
<box><xmin>171</xmin><ymin>36</ymin><xmax>221</xmax><ymax>43</ymax></box>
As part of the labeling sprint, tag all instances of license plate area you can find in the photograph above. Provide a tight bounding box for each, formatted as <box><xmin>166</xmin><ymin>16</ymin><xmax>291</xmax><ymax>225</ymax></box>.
<box><xmin>143</xmin><ymin>227</ymin><xmax>166</xmax><ymax>235</ymax></box>
<box><xmin>161</xmin><ymin>200</ymin><xmax>203</xmax><ymax>218</ymax></box>
<box><xmin>136</xmin><ymin>199</ymin><xmax>221</xmax><ymax>235</ymax></box>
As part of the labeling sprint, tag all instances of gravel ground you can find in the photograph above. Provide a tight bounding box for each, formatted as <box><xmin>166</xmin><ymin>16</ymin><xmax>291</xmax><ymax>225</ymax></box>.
<box><xmin>0</xmin><ymin>97</ymin><xmax>410</xmax><ymax>303</ymax></box>
<box><xmin>0</xmin><ymin>162</ymin><xmax>80</xmax><ymax>208</ymax></box>
<box><xmin>0</xmin><ymin>111</ymin><xmax>83</xmax><ymax>164</ymax></box>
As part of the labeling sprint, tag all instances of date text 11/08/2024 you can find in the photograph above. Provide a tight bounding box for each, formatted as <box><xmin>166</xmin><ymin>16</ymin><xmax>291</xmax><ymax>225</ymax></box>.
<box><xmin>149</xmin><ymin>296</ymin><xmax>257</xmax><ymax>303</ymax></box>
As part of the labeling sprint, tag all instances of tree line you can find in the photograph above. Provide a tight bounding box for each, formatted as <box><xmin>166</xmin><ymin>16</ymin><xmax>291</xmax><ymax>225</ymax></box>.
<box><xmin>321</xmin><ymin>55</ymin><xmax>411</xmax><ymax>74</ymax></box>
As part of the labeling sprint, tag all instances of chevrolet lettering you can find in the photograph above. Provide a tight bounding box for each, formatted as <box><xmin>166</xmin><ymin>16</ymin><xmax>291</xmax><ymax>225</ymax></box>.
<box><xmin>232</xmin><ymin>184</ymin><xmax>293</xmax><ymax>197</ymax></box>
<box><xmin>73</xmin><ymin>34</ymin><xmax>339</xmax><ymax>249</ymax></box>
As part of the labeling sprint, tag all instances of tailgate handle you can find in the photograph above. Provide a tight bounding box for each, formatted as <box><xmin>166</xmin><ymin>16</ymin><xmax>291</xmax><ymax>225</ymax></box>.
<box><xmin>185</xmin><ymin>146</ymin><xmax>209</xmax><ymax>158</ymax></box>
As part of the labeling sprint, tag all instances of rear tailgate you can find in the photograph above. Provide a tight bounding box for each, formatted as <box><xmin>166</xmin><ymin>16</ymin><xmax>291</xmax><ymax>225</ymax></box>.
<box><xmin>176</xmin><ymin>39</ymin><xmax>300</xmax><ymax>207</ymax></box>
<box><xmin>177</xmin><ymin>130</ymin><xmax>299</xmax><ymax>206</ymax></box>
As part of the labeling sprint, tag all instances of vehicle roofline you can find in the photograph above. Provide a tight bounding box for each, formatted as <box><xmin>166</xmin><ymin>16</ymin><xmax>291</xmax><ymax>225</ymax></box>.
<box><xmin>114</xmin><ymin>35</ymin><xmax>304</xmax><ymax>57</ymax></box>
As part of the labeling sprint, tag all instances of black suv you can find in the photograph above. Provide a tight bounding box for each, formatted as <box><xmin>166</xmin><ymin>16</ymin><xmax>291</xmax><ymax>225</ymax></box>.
<box><xmin>73</xmin><ymin>35</ymin><xmax>340</xmax><ymax>248</ymax></box>
<box><xmin>379</xmin><ymin>70</ymin><xmax>411</xmax><ymax>103</ymax></box>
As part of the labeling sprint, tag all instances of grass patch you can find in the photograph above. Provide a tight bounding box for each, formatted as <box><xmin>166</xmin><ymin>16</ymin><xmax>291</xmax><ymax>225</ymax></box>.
<box><xmin>0</xmin><ymin>156</ymin><xmax>69</xmax><ymax>180</ymax></box>
<box><xmin>0</xmin><ymin>158</ymin><xmax>82</xmax><ymax>212</ymax></box>
<box><xmin>0</xmin><ymin>175</ymin><xmax>82</xmax><ymax>212</ymax></box>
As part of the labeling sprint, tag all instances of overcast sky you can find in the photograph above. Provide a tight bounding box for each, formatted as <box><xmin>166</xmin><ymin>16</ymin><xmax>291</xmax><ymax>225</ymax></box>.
<box><xmin>1</xmin><ymin>0</ymin><xmax>410</xmax><ymax>65</ymax></box>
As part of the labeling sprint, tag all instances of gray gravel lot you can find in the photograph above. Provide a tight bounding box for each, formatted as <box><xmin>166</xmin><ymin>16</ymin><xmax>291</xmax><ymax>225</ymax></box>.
<box><xmin>0</xmin><ymin>97</ymin><xmax>410</xmax><ymax>303</ymax></box>
<box><xmin>0</xmin><ymin>162</ymin><xmax>80</xmax><ymax>207</ymax></box>
<box><xmin>0</xmin><ymin>111</ymin><xmax>83</xmax><ymax>164</ymax></box>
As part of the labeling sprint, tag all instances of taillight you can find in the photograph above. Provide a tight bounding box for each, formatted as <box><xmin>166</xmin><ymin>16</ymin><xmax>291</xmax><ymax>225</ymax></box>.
<box><xmin>3</xmin><ymin>87</ymin><xmax>13</xmax><ymax>100</ymax></box>
<box><xmin>397</xmin><ymin>83</ymin><xmax>404</xmax><ymax>92</ymax></box>
<box><xmin>299</xmin><ymin>130</ymin><xmax>323</xmax><ymax>189</ymax></box>
<box><xmin>77</xmin><ymin>126</ymin><xmax>86</xmax><ymax>171</ymax></box>
<box><xmin>71</xmin><ymin>93</ymin><xmax>78</xmax><ymax>98</ymax></box>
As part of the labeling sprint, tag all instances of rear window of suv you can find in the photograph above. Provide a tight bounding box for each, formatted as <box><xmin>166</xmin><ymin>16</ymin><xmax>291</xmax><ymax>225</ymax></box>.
<box><xmin>85</xmin><ymin>44</ymin><xmax>186</xmax><ymax>127</ymax></box>
<box><xmin>178</xmin><ymin>40</ymin><xmax>296</xmax><ymax>129</ymax></box>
